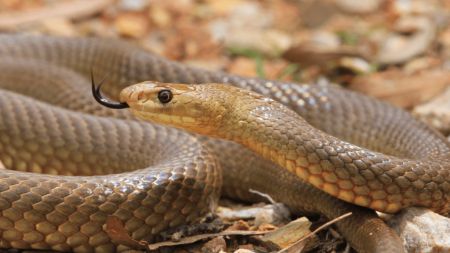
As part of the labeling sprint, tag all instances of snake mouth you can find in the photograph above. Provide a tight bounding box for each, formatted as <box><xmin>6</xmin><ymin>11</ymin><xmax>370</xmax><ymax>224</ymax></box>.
<box><xmin>91</xmin><ymin>71</ymin><xmax>129</xmax><ymax>109</ymax></box>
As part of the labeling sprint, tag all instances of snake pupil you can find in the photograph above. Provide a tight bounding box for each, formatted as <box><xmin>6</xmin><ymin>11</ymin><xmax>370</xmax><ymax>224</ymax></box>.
<box><xmin>158</xmin><ymin>89</ymin><xmax>173</xmax><ymax>104</ymax></box>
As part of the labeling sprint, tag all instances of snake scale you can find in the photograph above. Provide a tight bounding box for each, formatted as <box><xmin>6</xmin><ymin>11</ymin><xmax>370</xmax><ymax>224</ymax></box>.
<box><xmin>0</xmin><ymin>34</ymin><xmax>448</xmax><ymax>252</ymax></box>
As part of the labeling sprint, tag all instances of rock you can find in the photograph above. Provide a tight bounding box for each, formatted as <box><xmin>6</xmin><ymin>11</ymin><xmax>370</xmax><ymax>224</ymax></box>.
<box><xmin>234</xmin><ymin>249</ymin><xmax>255</xmax><ymax>253</ymax></box>
<box><xmin>413</xmin><ymin>86</ymin><xmax>450</xmax><ymax>135</ymax></box>
<box><xmin>208</xmin><ymin>1</ymin><xmax>284</xmax><ymax>56</ymax></box>
<box><xmin>237</xmin><ymin>244</ymin><xmax>255</xmax><ymax>251</ymax></box>
<box><xmin>117</xmin><ymin>0</ymin><xmax>149</xmax><ymax>11</ymax></box>
<box><xmin>376</xmin><ymin>16</ymin><xmax>436</xmax><ymax>65</ymax></box>
<box><xmin>338</xmin><ymin>57</ymin><xmax>372</xmax><ymax>74</ymax></box>
<box><xmin>309</xmin><ymin>31</ymin><xmax>341</xmax><ymax>48</ymax></box>
<box><xmin>209</xmin><ymin>1</ymin><xmax>271</xmax><ymax>38</ymax></box>
<box><xmin>336</xmin><ymin>0</ymin><xmax>382</xmax><ymax>14</ymax></box>
<box><xmin>388</xmin><ymin>207</ymin><xmax>450</xmax><ymax>253</ymax></box>
<box><xmin>217</xmin><ymin>203</ymin><xmax>291</xmax><ymax>226</ymax></box>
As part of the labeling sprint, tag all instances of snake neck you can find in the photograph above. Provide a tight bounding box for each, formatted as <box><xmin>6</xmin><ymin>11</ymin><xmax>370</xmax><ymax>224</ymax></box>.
<box><xmin>214</xmin><ymin>97</ymin><xmax>450</xmax><ymax>214</ymax></box>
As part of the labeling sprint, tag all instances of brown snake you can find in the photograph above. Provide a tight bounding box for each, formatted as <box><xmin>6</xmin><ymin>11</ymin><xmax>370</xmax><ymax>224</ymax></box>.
<box><xmin>0</xmin><ymin>34</ymin><xmax>448</xmax><ymax>252</ymax></box>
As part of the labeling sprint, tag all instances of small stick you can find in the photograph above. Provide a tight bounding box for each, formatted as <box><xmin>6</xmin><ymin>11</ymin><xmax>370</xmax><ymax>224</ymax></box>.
<box><xmin>278</xmin><ymin>212</ymin><xmax>353</xmax><ymax>253</ymax></box>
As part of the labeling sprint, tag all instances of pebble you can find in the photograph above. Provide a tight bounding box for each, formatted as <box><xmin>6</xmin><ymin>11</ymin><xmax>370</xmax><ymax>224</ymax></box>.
<box><xmin>117</xmin><ymin>0</ymin><xmax>149</xmax><ymax>11</ymax></box>
<box><xmin>414</xmin><ymin>86</ymin><xmax>450</xmax><ymax>135</ymax></box>
<box><xmin>233</xmin><ymin>249</ymin><xmax>255</xmax><ymax>253</ymax></box>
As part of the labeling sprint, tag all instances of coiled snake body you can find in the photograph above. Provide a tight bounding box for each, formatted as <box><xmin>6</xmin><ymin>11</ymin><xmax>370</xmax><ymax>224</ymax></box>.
<box><xmin>0</xmin><ymin>35</ymin><xmax>448</xmax><ymax>252</ymax></box>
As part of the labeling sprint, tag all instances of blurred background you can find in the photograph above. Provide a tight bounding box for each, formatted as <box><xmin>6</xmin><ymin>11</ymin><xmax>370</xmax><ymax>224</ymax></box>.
<box><xmin>0</xmin><ymin>0</ymin><xmax>449</xmax><ymax>136</ymax></box>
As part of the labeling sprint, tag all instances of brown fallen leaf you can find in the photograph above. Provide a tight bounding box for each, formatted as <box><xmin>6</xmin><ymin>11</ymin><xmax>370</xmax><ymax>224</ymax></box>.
<box><xmin>0</xmin><ymin>0</ymin><xmax>114</xmax><ymax>31</ymax></box>
<box><xmin>226</xmin><ymin>220</ymin><xmax>251</xmax><ymax>231</ymax></box>
<box><xmin>376</xmin><ymin>16</ymin><xmax>436</xmax><ymax>65</ymax></box>
<box><xmin>349</xmin><ymin>69</ymin><xmax>450</xmax><ymax>108</ymax></box>
<box><xmin>39</xmin><ymin>18</ymin><xmax>78</xmax><ymax>37</ymax></box>
<box><xmin>283</xmin><ymin>44</ymin><xmax>365</xmax><ymax>68</ymax></box>
<box><xmin>105</xmin><ymin>216</ymin><xmax>146</xmax><ymax>249</ymax></box>
<box><xmin>114</xmin><ymin>12</ymin><xmax>149</xmax><ymax>38</ymax></box>
<box><xmin>261</xmin><ymin>217</ymin><xmax>312</xmax><ymax>248</ymax></box>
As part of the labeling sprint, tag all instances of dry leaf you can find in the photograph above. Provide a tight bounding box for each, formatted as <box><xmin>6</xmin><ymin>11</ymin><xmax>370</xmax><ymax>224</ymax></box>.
<box><xmin>105</xmin><ymin>216</ymin><xmax>145</xmax><ymax>249</ymax></box>
<box><xmin>350</xmin><ymin>69</ymin><xmax>449</xmax><ymax>108</ymax></box>
<box><xmin>262</xmin><ymin>217</ymin><xmax>312</xmax><ymax>249</ymax></box>
<box><xmin>283</xmin><ymin>44</ymin><xmax>364</xmax><ymax>67</ymax></box>
<box><xmin>0</xmin><ymin>0</ymin><xmax>113</xmax><ymax>30</ymax></box>
<box><xmin>277</xmin><ymin>212</ymin><xmax>352</xmax><ymax>253</ymax></box>
<box><xmin>376</xmin><ymin>16</ymin><xmax>436</xmax><ymax>65</ymax></box>
<box><xmin>114</xmin><ymin>12</ymin><xmax>149</xmax><ymax>38</ymax></box>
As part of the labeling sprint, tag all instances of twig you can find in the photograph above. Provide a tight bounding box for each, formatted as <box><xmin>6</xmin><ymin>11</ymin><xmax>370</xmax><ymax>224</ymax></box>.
<box><xmin>277</xmin><ymin>212</ymin><xmax>353</xmax><ymax>253</ymax></box>
<box><xmin>249</xmin><ymin>189</ymin><xmax>276</xmax><ymax>204</ymax></box>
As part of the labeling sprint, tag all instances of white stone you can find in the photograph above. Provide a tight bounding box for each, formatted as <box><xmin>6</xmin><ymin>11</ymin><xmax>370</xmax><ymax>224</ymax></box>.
<box><xmin>388</xmin><ymin>207</ymin><xmax>450</xmax><ymax>253</ymax></box>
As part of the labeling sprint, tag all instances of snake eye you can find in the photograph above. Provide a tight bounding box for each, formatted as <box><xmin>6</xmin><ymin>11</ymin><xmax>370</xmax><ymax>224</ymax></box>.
<box><xmin>158</xmin><ymin>89</ymin><xmax>173</xmax><ymax>104</ymax></box>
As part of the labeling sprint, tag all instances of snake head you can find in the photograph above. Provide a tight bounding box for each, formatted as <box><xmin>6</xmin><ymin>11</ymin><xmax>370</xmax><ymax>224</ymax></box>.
<box><xmin>119</xmin><ymin>81</ymin><xmax>232</xmax><ymax>136</ymax></box>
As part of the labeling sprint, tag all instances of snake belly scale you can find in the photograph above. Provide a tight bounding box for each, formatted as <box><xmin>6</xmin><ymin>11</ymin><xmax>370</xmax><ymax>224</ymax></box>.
<box><xmin>0</xmin><ymin>34</ymin><xmax>448</xmax><ymax>252</ymax></box>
